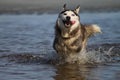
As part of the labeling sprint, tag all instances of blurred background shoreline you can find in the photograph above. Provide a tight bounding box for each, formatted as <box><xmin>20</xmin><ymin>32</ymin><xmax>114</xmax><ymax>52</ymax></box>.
<box><xmin>0</xmin><ymin>0</ymin><xmax>120</xmax><ymax>14</ymax></box>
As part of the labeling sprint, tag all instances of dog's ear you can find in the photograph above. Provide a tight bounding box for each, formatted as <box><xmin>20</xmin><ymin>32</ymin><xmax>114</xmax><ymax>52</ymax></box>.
<box><xmin>74</xmin><ymin>5</ymin><xmax>80</xmax><ymax>14</ymax></box>
<box><xmin>63</xmin><ymin>4</ymin><xmax>67</xmax><ymax>11</ymax></box>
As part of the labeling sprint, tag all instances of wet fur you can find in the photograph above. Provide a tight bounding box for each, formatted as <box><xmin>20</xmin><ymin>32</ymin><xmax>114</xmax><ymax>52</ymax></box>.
<box><xmin>53</xmin><ymin>5</ymin><xmax>101</xmax><ymax>60</ymax></box>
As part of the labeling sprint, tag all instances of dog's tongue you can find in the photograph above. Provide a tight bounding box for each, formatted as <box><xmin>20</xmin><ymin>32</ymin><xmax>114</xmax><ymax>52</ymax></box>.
<box><xmin>66</xmin><ymin>21</ymin><xmax>76</xmax><ymax>25</ymax></box>
<box><xmin>65</xmin><ymin>21</ymin><xmax>76</xmax><ymax>27</ymax></box>
<box><xmin>71</xmin><ymin>21</ymin><xmax>76</xmax><ymax>25</ymax></box>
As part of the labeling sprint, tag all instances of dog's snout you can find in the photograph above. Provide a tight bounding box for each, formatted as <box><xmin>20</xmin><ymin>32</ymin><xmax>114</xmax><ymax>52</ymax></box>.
<box><xmin>66</xmin><ymin>16</ymin><xmax>71</xmax><ymax>21</ymax></box>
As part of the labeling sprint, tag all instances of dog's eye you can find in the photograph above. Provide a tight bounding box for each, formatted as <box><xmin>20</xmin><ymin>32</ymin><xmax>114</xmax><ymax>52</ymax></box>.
<box><xmin>72</xmin><ymin>14</ymin><xmax>75</xmax><ymax>16</ymax></box>
<box><xmin>63</xmin><ymin>13</ymin><xmax>67</xmax><ymax>15</ymax></box>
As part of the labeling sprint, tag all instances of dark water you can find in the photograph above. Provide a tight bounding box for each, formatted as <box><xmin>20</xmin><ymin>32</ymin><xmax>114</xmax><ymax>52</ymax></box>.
<box><xmin>0</xmin><ymin>12</ymin><xmax>120</xmax><ymax>80</ymax></box>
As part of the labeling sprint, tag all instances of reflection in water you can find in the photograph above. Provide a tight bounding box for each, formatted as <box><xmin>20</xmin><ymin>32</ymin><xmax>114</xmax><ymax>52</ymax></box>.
<box><xmin>54</xmin><ymin>64</ymin><xmax>86</xmax><ymax>80</ymax></box>
<box><xmin>54</xmin><ymin>64</ymin><xmax>104</xmax><ymax>80</ymax></box>
<box><xmin>54</xmin><ymin>63</ymin><xmax>120</xmax><ymax>80</ymax></box>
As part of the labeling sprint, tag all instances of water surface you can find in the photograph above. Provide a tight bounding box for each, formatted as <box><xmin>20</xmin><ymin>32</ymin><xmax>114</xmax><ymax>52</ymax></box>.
<box><xmin>0</xmin><ymin>12</ymin><xmax>120</xmax><ymax>80</ymax></box>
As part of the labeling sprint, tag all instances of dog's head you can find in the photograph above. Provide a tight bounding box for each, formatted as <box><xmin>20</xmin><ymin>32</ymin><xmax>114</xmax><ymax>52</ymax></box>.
<box><xmin>57</xmin><ymin>4</ymin><xmax>80</xmax><ymax>31</ymax></box>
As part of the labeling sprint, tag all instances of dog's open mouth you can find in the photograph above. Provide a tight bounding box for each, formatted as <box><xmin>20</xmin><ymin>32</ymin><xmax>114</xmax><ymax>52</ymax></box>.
<box><xmin>63</xmin><ymin>20</ymin><xmax>76</xmax><ymax>28</ymax></box>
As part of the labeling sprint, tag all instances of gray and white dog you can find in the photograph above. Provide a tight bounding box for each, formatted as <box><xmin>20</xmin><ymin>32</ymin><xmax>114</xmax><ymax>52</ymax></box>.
<box><xmin>53</xmin><ymin>4</ymin><xmax>101</xmax><ymax>61</ymax></box>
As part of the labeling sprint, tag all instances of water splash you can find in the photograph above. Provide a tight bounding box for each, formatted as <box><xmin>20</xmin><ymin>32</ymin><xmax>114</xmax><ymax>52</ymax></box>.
<box><xmin>64</xmin><ymin>46</ymin><xmax>120</xmax><ymax>64</ymax></box>
<box><xmin>0</xmin><ymin>44</ymin><xmax>120</xmax><ymax>65</ymax></box>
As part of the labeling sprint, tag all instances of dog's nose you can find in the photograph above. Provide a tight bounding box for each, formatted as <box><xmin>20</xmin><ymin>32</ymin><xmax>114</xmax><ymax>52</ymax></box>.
<box><xmin>66</xmin><ymin>16</ymin><xmax>71</xmax><ymax>21</ymax></box>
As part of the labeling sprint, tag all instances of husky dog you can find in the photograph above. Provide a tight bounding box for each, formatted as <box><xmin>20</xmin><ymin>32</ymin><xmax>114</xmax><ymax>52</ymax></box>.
<box><xmin>53</xmin><ymin>4</ymin><xmax>101</xmax><ymax>60</ymax></box>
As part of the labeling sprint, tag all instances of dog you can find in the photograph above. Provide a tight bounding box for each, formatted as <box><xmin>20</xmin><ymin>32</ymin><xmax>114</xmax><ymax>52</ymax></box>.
<box><xmin>53</xmin><ymin>4</ymin><xmax>101</xmax><ymax>61</ymax></box>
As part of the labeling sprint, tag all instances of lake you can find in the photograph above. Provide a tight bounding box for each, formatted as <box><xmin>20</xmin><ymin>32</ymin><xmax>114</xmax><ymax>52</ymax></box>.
<box><xmin>0</xmin><ymin>11</ymin><xmax>120</xmax><ymax>80</ymax></box>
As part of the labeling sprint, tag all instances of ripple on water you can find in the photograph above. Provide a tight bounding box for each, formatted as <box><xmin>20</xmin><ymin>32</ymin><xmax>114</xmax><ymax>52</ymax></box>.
<box><xmin>0</xmin><ymin>43</ymin><xmax>119</xmax><ymax>65</ymax></box>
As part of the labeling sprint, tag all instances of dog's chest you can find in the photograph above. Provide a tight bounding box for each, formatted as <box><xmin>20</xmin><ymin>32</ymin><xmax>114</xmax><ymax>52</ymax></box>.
<box><xmin>56</xmin><ymin>35</ymin><xmax>82</xmax><ymax>53</ymax></box>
